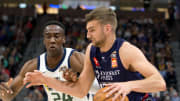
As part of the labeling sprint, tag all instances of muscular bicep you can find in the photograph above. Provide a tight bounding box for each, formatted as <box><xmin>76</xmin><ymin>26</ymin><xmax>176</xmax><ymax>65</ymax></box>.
<box><xmin>70</xmin><ymin>51</ymin><xmax>85</xmax><ymax>73</ymax></box>
<box><xmin>120</xmin><ymin>42</ymin><xmax>160</xmax><ymax>78</ymax></box>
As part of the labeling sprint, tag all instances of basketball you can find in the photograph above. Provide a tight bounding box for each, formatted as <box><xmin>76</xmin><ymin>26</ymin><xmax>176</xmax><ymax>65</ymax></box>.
<box><xmin>93</xmin><ymin>87</ymin><xmax>129</xmax><ymax>101</ymax></box>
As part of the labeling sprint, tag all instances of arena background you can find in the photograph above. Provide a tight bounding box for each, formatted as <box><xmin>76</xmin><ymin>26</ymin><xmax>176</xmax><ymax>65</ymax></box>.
<box><xmin>0</xmin><ymin>0</ymin><xmax>180</xmax><ymax>101</ymax></box>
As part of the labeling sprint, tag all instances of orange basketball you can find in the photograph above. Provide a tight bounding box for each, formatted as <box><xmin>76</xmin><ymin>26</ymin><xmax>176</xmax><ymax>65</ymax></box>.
<box><xmin>93</xmin><ymin>87</ymin><xmax>129</xmax><ymax>101</ymax></box>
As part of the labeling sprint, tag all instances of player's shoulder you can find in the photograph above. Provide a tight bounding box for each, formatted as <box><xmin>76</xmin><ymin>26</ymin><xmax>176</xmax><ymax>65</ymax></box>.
<box><xmin>120</xmin><ymin>41</ymin><xmax>143</xmax><ymax>61</ymax></box>
<box><xmin>119</xmin><ymin>41</ymin><xmax>142</xmax><ymax>60</ymax></box>
<box><xmin>23</xmin><ymin>58</ymin><xmax>38</xmax><ymax>69</ymax></box>
<box><xmin>19</xmin><ymin>58</ymin><xmax>38</xmax><ymax>77</ymax></box>
<box><xmin>71</xmin><ymin>51</ymin><xmax>83</xmax><ymax>56</ymax></box>
<box><xmin>70</xmin><ymin>49</ymin><xmax>84</xmax><ymax>60</ymax></box>
<box><xmin>120</xmin><ymin>41</ymin><xmax>138</xmax><ymax>52</ymax></box>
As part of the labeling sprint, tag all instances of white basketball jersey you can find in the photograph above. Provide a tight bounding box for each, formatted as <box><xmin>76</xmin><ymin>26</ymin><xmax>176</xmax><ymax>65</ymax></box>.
<box><xmin>38</xmin><ymin>48</ymin><xmax>90</xmax><ymax>101</ymax></box>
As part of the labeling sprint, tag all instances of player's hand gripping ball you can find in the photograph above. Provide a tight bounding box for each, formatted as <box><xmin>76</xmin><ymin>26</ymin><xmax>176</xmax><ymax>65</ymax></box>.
<box><xmin>60</xmin><ymin>66</ymin><xmax>78</xmax><ymax>82</ymax></box>
<box><xmin>93</xmin><ymin>87</ymin><xmax>129</xmax><ymax>101</ymax></box>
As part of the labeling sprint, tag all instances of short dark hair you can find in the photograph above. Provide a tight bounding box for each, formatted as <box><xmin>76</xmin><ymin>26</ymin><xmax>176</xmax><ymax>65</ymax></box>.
<box><xmin>42</xmin><ymin>20</ymin><xmax>65</xmax><ymax>32</ymax></box>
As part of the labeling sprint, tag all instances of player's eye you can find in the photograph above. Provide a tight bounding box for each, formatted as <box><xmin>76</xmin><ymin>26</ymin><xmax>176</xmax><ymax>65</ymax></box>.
<box><xmin>89</xmin><ymin>29</ymin><xmax>95</xmax><ymax>32</ymax></box>
<box><xmin>45</xmin><ymin>35</ymin><xmax>51</xmax><ymax>39</ymax></box>
<box><xmin>55</xmin><ymin>35</ymin><xmax>60</xmax><ymax>38</ymax></box>
<box><xmin>55</xmin><ymin>33</ymin><xmax>63</xmax><ymax>38</ymax></box>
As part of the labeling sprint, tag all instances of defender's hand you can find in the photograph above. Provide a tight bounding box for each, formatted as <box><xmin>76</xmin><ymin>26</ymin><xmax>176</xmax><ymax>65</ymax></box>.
<box><xmin>0</xmin><ymin>78</ymin><xmax>13</xmax><ymax>98</ymax></box>
<box><xmin>60</xmin><ymin>66</ymin><xmax>78</xmax><ymax>82</ymax></box>
<box><xmin>24</xmin><ymin>70</ymin><xmax>45</xmax><ymax>88</ymax></box>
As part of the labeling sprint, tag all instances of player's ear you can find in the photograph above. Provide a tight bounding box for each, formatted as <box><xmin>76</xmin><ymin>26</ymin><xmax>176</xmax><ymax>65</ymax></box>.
<box><xmin>43</xmin><ymin>32</ymin><xmax>46</xmax><ymax>45</ymax></box>
<box><xmin>63</xmin><ymin>37</ymin><xmax>66</xmax><ymax>44</ymax></box>
<box><xmin>104</xmin><ymin>24</ymin><xmax>112</xmax><ymax>32</ymax></box>
<box><xmin>103</xmin><ymin>24</ymin><xmax>111</xmax><ymax>34</ymax></box>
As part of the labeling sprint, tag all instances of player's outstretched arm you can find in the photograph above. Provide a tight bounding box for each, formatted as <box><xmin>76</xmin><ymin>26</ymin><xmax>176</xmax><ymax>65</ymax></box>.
<box><xmin>24</xmin><ymin>44</ymin><xmax>95</xmax><ymax>98</ymax></box>
<box><xmin>0</xmin><ymin>58</ymin><xmax>37</xmax><ymax>101</ymax></box>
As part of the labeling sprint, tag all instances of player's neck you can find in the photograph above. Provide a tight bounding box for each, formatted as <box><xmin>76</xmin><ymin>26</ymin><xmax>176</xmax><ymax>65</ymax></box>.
<box><xmin>46</xmin><ymin>48</ymin><xmax>64</xmax><ymax>68</ymax></box>
<box><xmin>47</xmin><ymin>53</ymin><xmax>62</xmax><ymax>61</ymax></box>
<box><xmin>99</xmin><ymin>33</ymin><xmax>116</xmax><ymax>52</ymax></box>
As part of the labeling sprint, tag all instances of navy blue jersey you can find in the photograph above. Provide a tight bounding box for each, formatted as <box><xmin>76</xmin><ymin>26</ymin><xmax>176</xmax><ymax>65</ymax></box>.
<box><xmin>90</xmin><ymin>38</ymin><xmax>155</xmax><ymax>101</ymax></box>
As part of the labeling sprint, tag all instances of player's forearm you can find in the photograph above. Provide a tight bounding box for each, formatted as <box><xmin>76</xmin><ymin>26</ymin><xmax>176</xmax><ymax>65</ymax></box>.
<box><xmin>0</xmin><ymin>82</ymin><xmax>23</xmax><ymax>101</ymax></box>
<box><xmin>10</xmin><ymin>86</ymin><xmax>24</xmax><ymax>100</ymax></box>
<box><xmin>0</xmin><ymin>88</ymin><xmax>22</xmax><ymax>101</ymax></box>
<box><xmin>128</xmin><ymin>74</ymin><xmax>166</xmax><ymax>93</ymax></box>
<box><xmin>43</xmin><ymin>76</ymin><xmax>87</xmax><ymax>98</ymax></box>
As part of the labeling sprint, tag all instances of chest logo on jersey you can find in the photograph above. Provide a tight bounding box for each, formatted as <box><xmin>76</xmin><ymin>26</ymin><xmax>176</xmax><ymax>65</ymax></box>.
<box><xmin>93</xmin><ymin>57</ymin><xmax>101</xmax><ymax>68</ymax></box>
<box><xmin>111</xmin><ymin>51</ymin><xmax>118</xmax><ymax>68</ymax></box>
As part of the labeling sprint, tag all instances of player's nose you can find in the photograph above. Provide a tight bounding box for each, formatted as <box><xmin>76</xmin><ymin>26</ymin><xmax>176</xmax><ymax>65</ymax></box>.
<box><xmin>86</xmin><ymin>32</ymin><xmax>91</xmax><ymax>39</ymax></box>
<box><xmin>50</xmin><ymin>37</ymin><xmax>56</xmax><ymax>43</ymax></box>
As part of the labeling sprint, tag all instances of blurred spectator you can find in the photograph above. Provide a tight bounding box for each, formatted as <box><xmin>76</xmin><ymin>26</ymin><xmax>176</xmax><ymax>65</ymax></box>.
<box><xmin>163</xmin><ymin>91</ymin><xmax>171</xmax><ymax>101</ymax></box>
<box><xmin>155</xmin><ymin>40</ymin><xmax>164</xmax><ymax>50</ymax></box>
<box><xmin>0</xmin><ymin>59</ymin><xmax>9</xmax><ymax>82</ymax></box>
<box><xmin>168</xmin><ymin>2</ymin><xmax>176</xmax><ymax>28</ymax></box>
<box><xmin>152</xmin><ymin>92</ymin><xmax>161</xmax><ymax>101</ymax></box>
<box><xmin>24</xmin><ymin>88</ymin><xmax>44</xmax><ymax>101</ymax></box>
<box><xmin>166</xmin><ymin>64</ymin><xmax>178</xmax><ymax>90</ymax></box>
<box><xmin>2</xmin><ymin>15</ymin><xmax>8</xmax><ymax>22</ymax></box>
<box><xmin>158</xmin><ymin>58</ymin><xmax>167</xmax><ymax>79</ymax></box>
<box><xmin>171</xmin><ymin>91</ymin><xmax>180</xmax><ymax>101</ymax></box>
<box><xmin>164</xmin><ymin>43</ymin><xmax>173</xmax><ymax>61</ymax></box>
<box><xmin>169</xmin><ymin>86</ymin><xmax>178</xmax><ymax>97</ymax></box>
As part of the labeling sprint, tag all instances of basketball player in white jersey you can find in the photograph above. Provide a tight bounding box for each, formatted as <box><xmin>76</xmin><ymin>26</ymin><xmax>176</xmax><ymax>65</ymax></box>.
<box><xmin>0</xmin><ymin>20</ymin><xmax>99</xmax><ymax>101</ymax></box>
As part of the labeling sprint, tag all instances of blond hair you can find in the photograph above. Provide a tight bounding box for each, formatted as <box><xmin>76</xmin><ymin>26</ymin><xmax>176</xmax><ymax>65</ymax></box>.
<box><xmin>85</xmin><ymin>7</ymin><xmax>117</xmax><ymax>31</ymax></box>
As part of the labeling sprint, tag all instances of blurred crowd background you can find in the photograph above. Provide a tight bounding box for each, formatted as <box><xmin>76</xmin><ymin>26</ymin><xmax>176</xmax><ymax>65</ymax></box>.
<box><xmin>0</xmin><ymin>0</ymin><xmax>180</xmax><ymax>101</ymax></box>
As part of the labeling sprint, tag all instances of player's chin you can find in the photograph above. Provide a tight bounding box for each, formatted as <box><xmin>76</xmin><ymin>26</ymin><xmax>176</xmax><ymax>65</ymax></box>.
<box><xmin>91</xmin><ymin>42</ymin><xmax>95</xmax><ymax>46</ymax></box>
<box><xmin>49</xmin><ymin>47</ymin><xmax>57</xmax><ymax>51</ymax></box>
<box><xmin>92</xmin><ymin>43</ymin><xmax>101</xmax><ymax>47</ymax></box>
<box><xmin>49</xmin><ymin>47</ymin><xmax>58</xmax><ymax>51</ymax></box>
<box><xmin>91</xmin><ymin>41</ymin><xmax>97</xmax><ymax>46</ymax></box>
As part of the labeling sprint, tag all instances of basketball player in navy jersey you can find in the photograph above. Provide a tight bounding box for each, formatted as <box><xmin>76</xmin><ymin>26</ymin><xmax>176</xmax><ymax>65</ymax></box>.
<box><xmin>24</xmin><ymin>7</ymin><xmax>166</xmax><ymax>101</ymax></box>
<box><xmin>0</xmin><ymin>21</ymin><xmax>98</xmax><ymax>101</ymax></box>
